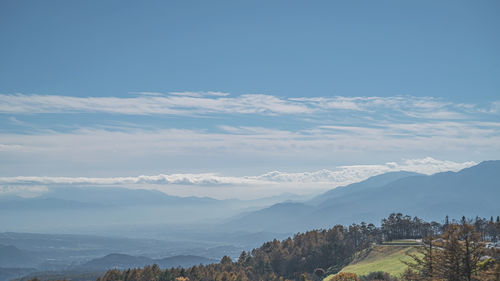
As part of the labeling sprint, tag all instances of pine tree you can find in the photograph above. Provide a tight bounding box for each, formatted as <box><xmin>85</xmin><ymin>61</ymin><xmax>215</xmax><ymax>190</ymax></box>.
<box><xmin>403</xmin><ymin>235</ymin><xmax>438</xmax><ymax>280</ymax></box>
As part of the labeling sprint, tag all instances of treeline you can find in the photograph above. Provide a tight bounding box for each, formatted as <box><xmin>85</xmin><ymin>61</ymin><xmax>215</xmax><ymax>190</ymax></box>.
<box><xmin>472</xmin><ymin>216</ymin><xmax>500</xmax><ymax>243</ymax></box>
<box><xmin>30</xmin><ymin>214</ymin><xmax>500</xmax><ymax>281</ymax></box>
<box><xmin>381</xmin><ymin>213</ymin><xmax>441</xmax><ymax>240</ymax></box>
<box><xmin>98</xmin><ymin>224</ymin><xmax>377</xmax><ymax>281</ymax></box>
<box><xmin>381</xmin><ymin>214</ymin><xmax>500</xmax><ymax>243</ymax></box>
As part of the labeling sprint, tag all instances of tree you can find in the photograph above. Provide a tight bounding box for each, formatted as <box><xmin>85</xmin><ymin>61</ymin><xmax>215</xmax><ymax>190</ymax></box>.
<box><xmin>360</xmin><ymin>272</ymin><xmax>398</xmax><ymax>281</ymax></box>
<box><xmin>403</xmin><ymin>235</ymin><xmax>438</xmax><ymax>280</ymax></box>
<box><xmin>404</xmin><ymin>220</ymin><xmax>492</xmax><ymax>281</ymax></box>
<box><xmin>329</xmin><ymin>272</ymin><xmax>360</xmax><ymax>281</ymax></box>
<box><xmin>460</xmin><ymin>218</ymin><xmax>483</xmax><ymax>281</ymax></box>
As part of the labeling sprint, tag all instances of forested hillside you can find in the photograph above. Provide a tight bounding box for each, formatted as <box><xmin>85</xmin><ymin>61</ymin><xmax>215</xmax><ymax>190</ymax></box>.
<box><xmin>60</xmin><ymin>214</ymin><xmax>500</xmax><ymax>281</ymax></box>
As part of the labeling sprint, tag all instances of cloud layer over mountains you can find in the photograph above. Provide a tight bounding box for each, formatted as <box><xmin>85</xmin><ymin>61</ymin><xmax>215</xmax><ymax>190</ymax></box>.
<box><xmin>0</xmin><ymin>158</ymin><xmax>475</xmax><ymax>199</ymax></box>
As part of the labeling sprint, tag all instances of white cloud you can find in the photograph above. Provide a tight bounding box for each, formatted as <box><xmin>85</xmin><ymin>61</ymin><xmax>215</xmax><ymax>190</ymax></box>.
<box><xmin>0</xmin><ymin>93</ymin><xmax>312</xmax><ymax>116</ymax></box>
<box><xmin>167</xmin><ymin>91</ymin><xmax>231</xmax><ymax>97</ymax></box>
<box><xmin>252</xmin><ymin>157</ymin><xmax>475</xmax><ymax>184</ymax></box>
<box><xmin>286</xmin><ymin>96</ymin><xmax>439</xmax><ymax>116</ymax></box>
<box><xmin>1</xmin><ymin>93</ymin><xmax>497</xmax><ymax>119</ymax></box>
<box><xmin>0</xmin><ymin>158</ymin><xmax>477</xmax><ymax>199</ymax></box>
<box><xmin>0</xmin><ymin>173</ymin><xmax>261</xmax><ymax>186</ymax></box>
<box><xmin>0</xmin><ymin>185</ymin><xmax>48</xmax><ymax>198</ymax></box>
<box><xmin>489</xmin><ymin>101</ymin><xmax>500</xmax><ymax>114</ymax></box>
<box><xmin>3</xmin><ymin>121</ymin><xmax>496</xmax><ymax>156</ymax></box>
<box><xmin>0</xmin><ymin>121</ymin><xmax>498</xmax><ymax>180</ymax></box>
<box><xmin>289</xmin><ymin>97</ymin><xmax>364</xmax><ymax>111</ymax></box>
<box><xmin>0</xmin><ymin>144</ymin><xmax>25</xmax><ymax>152</ymax></box>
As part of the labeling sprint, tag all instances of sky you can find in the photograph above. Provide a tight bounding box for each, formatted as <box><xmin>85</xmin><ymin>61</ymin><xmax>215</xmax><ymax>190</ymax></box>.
<box><xmin>0</xmin><ymin>0</ymin><xmax>499</xmax><ymax>199</ymax></box>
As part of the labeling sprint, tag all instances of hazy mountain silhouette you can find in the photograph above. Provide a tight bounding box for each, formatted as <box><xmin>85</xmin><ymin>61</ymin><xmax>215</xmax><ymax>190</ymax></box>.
<box><xmin>43</xmin><ymin>187</ymin><xmax>219</xmax><ymax>207</ymax></box>
<box><xmin>77</xmin><ymin>253</ymin><xmax>153</xmax><ymax>270</ymax></box>
<box><xmin>0</xmin><ymin>196</ymin><xmax>104</xmax><ymax>210</ymax></box>
<box><xmin>77</xmin><ymin>253</ymin><xmax>216</xmax><ymax>270</ymax></box>
<box><xmin>0</xmin><ymin>268</ymin><xmax>37</xmax><ymax>281</ymax></box>
<box><xmin>226</xmin><ymin>161</ymin><xmax>500</xmax><ymax>233</ymax></box>
<box><xmin>0</xmin><ymin>185</ymin><xmax>311</xmax><ymax>233</ymax></box>
<box><xmin>155</xmin><ymin>255</ymin><xmax>217</xmax><ymax>268</ymax></box>
<box><xmin>308</xmin><ymin>171</ymin><xmax>421</xmax><ymax>204</ymax></box>
<box><xmin>0</xmin><ymin>244</ymin><xmax>39</xmax><ymax>268</ymax></box>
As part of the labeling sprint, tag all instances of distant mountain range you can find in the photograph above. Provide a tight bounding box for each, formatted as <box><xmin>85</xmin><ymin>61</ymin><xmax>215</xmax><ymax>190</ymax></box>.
<box><xmin>2</xmin><ymin>186</ymin><xmax>306</xmax><ymax>210</ymax></box>
<box><xmin>3</xmin><ymin>161</ymin><xmax>498</xmax><ymax>235</ymax></box>
<box><xmin>0</xmin><ymin>197</ymin><xmax>105</xmax><ymax>210</ymax></box>
<box><xmin>0</xmin><ymin>187</ymin><xmax>220</xmax><ymax>211</ymax></box>
<box><xmin>0</xmin><ymin>245</ymin><xmax>216</xmax><ymax>281</ymax></box>
<box><xmin>42</xmin><ymin>187</ymin><xmax>220</xmax><ymax>207</ymax></box>
<box><xmin>0</xmin><ymin>240</ymin><xmax>217</xmax><ymax>281</ymax></box>
<box><xmin>225</xmin><ymin>160</ymin><xmax>500</xmax><ymax>233</ymax></box>
<box><xmin>0</xmin><ymin>185</ymin><xmax>306</xmax><ymax>233</ymax></box>
<box><xmin>77</xmin><ymin>253</ymin><xmax>216</xmax><ymax>270</ymax></box>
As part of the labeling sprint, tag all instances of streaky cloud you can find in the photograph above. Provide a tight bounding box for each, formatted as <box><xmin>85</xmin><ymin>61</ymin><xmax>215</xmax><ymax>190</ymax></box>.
<box><xmin>0</xmin><ymin>93</ymin><xmax>497</xmax><ymax>119</ymax></box>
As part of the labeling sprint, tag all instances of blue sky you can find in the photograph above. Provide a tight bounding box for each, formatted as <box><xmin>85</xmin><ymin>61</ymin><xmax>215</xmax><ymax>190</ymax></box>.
<box><xmin>1</xmin><ymin>0</ymin><xmax>498</xmax><ymax>100</ymax></box>
<box><xmin>0</xmin><ymin>0</ymin><xmax>499</xmax><ymax>198</ymax></box>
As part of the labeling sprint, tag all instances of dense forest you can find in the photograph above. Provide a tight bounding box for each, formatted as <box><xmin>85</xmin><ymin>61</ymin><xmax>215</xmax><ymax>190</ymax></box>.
<box><xmin>30</xmin><ymin>214</ymin><xmax>500</xmax><ymax>281</ymax></box>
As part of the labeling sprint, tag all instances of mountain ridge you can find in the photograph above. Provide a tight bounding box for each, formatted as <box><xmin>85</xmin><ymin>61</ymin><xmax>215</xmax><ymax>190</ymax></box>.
<box><xmin>0</xmin><ymin>244</ymin><xmax>39</xmax><ymax>268</ymax></box>
<box><xmin>225</xmin><ymin>160</ymin><xmax>500</xmax><ymax>233</ymax></box>
<box><xmin>76</xmin><ymin>253</ymin><xmax>216</xmax><ymax>270</ymax></box>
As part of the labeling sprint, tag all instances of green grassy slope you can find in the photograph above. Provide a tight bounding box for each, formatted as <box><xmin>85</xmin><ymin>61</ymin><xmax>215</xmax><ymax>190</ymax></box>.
<box><xmin>324</xmin><ymin>244</ymin><xmax>419</xmax><ymax>280</ymax></box>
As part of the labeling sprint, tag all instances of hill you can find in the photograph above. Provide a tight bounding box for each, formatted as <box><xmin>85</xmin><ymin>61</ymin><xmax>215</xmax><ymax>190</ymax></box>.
<box><xmin>77</xmin><ymin>253</ymin><xmax>154</xmax><ymax>270</ymax></box>
<box><xmin>225</xmin><ymin>161</ymin><xmax>500</xmax><ymax>233</ymax></box>
<box><xmin>324</xmin><ymin>244</ymin><xmax>419</xmax><ymax>280</ymax></box>
<box><xmin>0</xmin><ymin>244</ymin><xmax>39</xmax><ymax>268</ymax></box>
<box><xmin>0</xmin><ymin>268</ymin><xmax>37</xmax><ymax>281</ymax></box>
<box><xmin>77</xmin><ymin>253</ymin><xmax>216</xmax><ymax>270</ymax></box>
<box><xmin>155</xmin><ymin>255</ymin><xmax>217</xmax><ymax>268</ymax></box>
